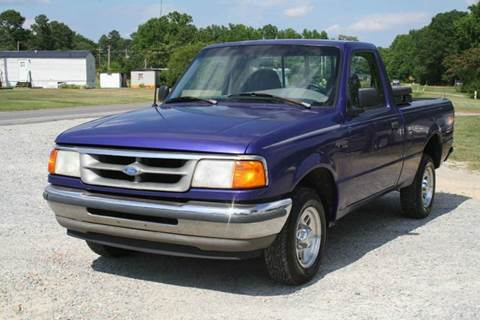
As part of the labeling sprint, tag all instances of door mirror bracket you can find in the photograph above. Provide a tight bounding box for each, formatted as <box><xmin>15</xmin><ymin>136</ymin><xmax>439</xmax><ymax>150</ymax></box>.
<box><xmin>153</xmin><ymin>85</ymin><xmax>170</xmax><ymax>107</ymax></box>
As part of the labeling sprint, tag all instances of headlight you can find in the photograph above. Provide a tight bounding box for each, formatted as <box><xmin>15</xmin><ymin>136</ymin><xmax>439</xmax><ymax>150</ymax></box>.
<box><xmin>48</xmin><ymin>149</ymin><xmax>81</xmax><ymax>177</ymax></box>
<box><xmin>192</xmin><ymin>159</ymin><xmax>267</xmax><ymax>189</ymax></box>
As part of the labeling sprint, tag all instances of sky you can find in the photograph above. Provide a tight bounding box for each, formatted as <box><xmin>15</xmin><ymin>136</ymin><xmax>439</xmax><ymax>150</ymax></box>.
<box><xmin>0</xmin><ymin>0</ymin><xmax>477</xmax><ymax>47</ymax></box>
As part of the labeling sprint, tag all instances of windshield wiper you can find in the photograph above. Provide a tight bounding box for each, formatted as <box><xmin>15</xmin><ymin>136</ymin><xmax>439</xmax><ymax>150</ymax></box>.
<box><xmin>164</xmin><ymin>96</ymin><xmax>218</xmax><ymax>105</ymax></box>
<box><xmin>226</xmin><ymin>92</ymin><xmax>311</xmax><ymax>109</ymax></box>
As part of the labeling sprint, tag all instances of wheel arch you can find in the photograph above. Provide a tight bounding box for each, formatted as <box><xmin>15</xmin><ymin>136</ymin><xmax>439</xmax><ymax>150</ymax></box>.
<box><xmin>292</xmin><ymin>165</ymin><xmax>339</xmax><ymax>224</ymax></box>
<box><xmin>424</xmin><ymin>133</ymin><xmax>442</xmax><ymax>168</ymax></box>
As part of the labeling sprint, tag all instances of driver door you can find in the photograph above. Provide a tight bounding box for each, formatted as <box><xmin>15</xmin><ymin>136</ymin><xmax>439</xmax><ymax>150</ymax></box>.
<box><xmin>337</xmin><ymin>51</ymin><xmax>404</xmax><ymax>209</ymax></box>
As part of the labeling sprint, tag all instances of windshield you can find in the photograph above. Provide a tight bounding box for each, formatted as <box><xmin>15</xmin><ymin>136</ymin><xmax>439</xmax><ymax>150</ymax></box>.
<box><xmin>169</xmin><ymin>45</ymin><xmax>340</xmax><ymax>107</ymax></box>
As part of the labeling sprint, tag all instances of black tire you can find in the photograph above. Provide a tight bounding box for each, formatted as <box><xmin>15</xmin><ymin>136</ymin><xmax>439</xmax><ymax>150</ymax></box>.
<box><xmin>400</xmin><ymin>154</ymin><xmax>436</xmax><ymax>219</ymax></box>
<box><xmin>86</xmin><ymin>241</ymin><xmax>131</xmax><ymax>258</ymax></box>
<box><xmin>264</xmin><ymin>188</ymin><xmax>327</xmax><ymax>285</ymax></box>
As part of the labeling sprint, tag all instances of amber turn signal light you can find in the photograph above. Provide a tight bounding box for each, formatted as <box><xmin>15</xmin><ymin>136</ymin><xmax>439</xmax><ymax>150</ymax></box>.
<box><xmin>232</xmin><ymin>160</ymin><xmax>267</xmax><ymax>189</ymax></box>
<box><xmin>48</xmin><ymin>149</ymin><xmax>58</xmax><ymax>174</ymax></box>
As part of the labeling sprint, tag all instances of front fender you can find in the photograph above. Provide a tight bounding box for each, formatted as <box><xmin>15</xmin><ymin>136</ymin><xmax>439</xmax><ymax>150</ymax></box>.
<box><xmin>290</xmin><ymin>152</ymin><xmax>337</xmax><ymax>193</ymax></box>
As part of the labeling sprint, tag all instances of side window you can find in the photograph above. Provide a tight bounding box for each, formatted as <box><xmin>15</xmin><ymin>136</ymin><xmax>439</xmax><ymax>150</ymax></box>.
<box><xmin>349</xmin><ymin>52</ymin><xmax>385</xmax><ymax>111</ymax></box>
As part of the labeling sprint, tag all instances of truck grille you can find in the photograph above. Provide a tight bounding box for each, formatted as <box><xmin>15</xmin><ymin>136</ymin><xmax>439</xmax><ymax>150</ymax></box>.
<box><xmin>79</xmin><ymin>148</ymin><xmax>199</xmax><ymax>192</ymax></box>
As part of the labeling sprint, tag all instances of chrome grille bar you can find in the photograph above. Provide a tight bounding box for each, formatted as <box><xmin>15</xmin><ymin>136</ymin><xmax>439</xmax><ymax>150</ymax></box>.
<box><xmin>82</xmin><ymin>155</ymin><xmax>192</xmax><ymax>175</ymax></box>
<box><xmin>78</xmin><ymin>149</ymin><xmax>198</xmax><ymax>192</ymax></box>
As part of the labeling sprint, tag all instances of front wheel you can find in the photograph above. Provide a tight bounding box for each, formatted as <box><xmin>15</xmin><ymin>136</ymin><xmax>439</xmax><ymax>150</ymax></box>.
<box><xmin>264</xmin><ymin>188</ymin><xmax>327</xmax><ymax>285</ymax></box>
<box><xmin>400</xmin><ymin>154</ymin><xmax>436</xmax><ymax>219</ymax></box>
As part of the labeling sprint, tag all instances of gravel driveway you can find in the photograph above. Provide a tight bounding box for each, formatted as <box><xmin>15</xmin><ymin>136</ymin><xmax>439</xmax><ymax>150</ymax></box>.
<box><xmin>1</xmin><ymin>119</ymin><xmax>479</xmax><ymax>320</ymax></box>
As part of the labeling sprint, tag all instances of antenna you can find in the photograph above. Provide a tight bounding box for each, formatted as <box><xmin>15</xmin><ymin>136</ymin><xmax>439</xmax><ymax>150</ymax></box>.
<box><xmin>152</xmin><ymin>86</ymin><xmax>158</xmax><ymax>107</ymax></box>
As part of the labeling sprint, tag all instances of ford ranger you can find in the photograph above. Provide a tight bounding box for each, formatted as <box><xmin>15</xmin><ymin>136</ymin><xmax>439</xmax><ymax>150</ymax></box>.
<box><xmin>43</xmin><ymin>40</ymin><xmax>454</xmax><ymax>285</ymax></box>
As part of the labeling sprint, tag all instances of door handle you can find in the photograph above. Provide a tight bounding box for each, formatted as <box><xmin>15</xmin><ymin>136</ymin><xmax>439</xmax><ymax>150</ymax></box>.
<box><xmin>391</xmin><ymin>121</ymin><xmax>400</xmax><ymax>130</ymax></box>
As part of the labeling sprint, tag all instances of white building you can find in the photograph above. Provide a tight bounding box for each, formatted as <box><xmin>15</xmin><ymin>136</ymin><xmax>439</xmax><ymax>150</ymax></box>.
<box><xmin>0</xmin><ymin>50</ymin><xmax>96</xmax><ymax>88</ymax></box>
<box><xmin>100</xmin><ymin>72</ymin><xmax>123</xmax><ymax>88</ymax></box>
<box><xmin>130</xmin><ymin>69</ymin><xmax>160</xmax><ymax>88</ymax></box>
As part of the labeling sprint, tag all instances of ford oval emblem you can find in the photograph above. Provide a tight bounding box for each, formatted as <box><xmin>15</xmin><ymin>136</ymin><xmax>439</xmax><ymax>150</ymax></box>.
<box><xmin>122</xmin><ymin>165</ymin><xmax>141</xmax><ymax>176</ymax></box>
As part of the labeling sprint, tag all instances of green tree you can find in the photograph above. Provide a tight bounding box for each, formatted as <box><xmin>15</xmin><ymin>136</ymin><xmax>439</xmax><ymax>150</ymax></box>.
<box><xmin>385</xmin><ymin>9</ymin><xmax>468</xmax><ymax>85</ymax></box>
<box><xmin>197</xmin><ymin>25</ymin><xmax>229</xmax><ymax>43</ymax></box>
<box><xmin>262</xmin><ymin>24</ymin><xmax>278</xmax><ymax>39</ymax></box>
<box><xmin>455</xmin><ymin>3</ymin><xmax>480</xmax><ymax>48</ymax></box>
<box><xmin>130</xmin><ymin>12</ymin><xmax>197</xmax><ymax>68</ymax></box>
<box><xmin>302</xmin><ymin>29</ymin><xmax>328</xmax><ymax>39</ymax></box>
<box><xmin>29</xmin><ymin>14</ymin><xmax>54</xmax><ymax>49</ymax></box>
<box><xmin>277</xmin><ymin>28</ymin><xmax>301</xmax><ymax>39</ymax></box>
<box><xmin>385</xmin><ymin>32</ymin><xmax>418</xmax><ymax>81</ymax></box>
<box><xmin>164</xmin><ymin>42</ymin><xmax>205</xmax><ymax>86</ymax></box>
<box><xmin>49</xmin><ymin>20</ymin><xmax>75</xmax><ymax>49</ymax></box>
<box><xmin>98</xmin><ymin>30</ymin><xmax>131</xmax><ymax>72</ymax></box>
<box><xmin>413</xmin><ymin>10</ymin><xmax>466</xmax><ymax>84</ymax></box>
<box><xmin>223</xmin><ymin>24</ymin><xmax>262</xmax><ymax>41</ymax></box>
<box><xmin>444</xmin><ymin>48</ymin><xmax>480</xmax><ymax>96</ymax></box>
<box><xmin>73</xmin><ymin>34</ymin><xmax>96</xmax><ymax>51</ymax></box>
<box><xmin>0</xmin><ymin>10</ymin><xmax>30</xmax><ymax>50</ymax></box>
<box><xmin>29</xmin><ymin>14</ymin><xmax>79</xmax><ymax>50</ymax></box>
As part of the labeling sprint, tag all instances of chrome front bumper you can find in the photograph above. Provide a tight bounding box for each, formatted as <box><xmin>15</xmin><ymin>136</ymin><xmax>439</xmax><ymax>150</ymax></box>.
<box><xmin>44</xmin><ymin>185</ymin><xmax>292</xmax><ymax>257</ymax></box>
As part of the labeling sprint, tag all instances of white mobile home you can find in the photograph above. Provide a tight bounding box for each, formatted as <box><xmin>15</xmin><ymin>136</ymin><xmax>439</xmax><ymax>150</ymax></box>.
<box><xmin>0</xmin><ymin>50</ymin><xmax>96</xmax><ymax>88</ymax></box>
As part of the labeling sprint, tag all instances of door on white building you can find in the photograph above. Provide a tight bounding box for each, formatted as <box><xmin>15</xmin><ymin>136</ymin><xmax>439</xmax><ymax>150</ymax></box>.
<box><xmin>18</xmin><ymin>60</ymin><xmax>30</xmax><ymax>82</ymax></box>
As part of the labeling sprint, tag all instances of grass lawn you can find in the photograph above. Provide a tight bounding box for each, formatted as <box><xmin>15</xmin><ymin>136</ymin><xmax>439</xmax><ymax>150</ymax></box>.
<box><xmin>411</xmin><ymin>84</ymin><xmax>459</xmax><ymax>94</ymax></box>
<box><xmin>0</xmin><ymin>88</ymin><xmax>153</xmax><ymax>111</ymax></box>
<box><xmin>411</xmin><ymin>84</ymin><xmax>480</xmax><ymax>114</ymax></box>
<box><xmin>451</xmin><ymin>116</ymin><xmax>480</xmax><ymax>170</ymax></box>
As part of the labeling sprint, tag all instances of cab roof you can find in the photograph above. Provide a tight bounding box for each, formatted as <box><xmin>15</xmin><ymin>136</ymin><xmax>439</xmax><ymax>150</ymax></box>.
<box><xmin>204</xmin><ymin>39</ymin><xmax>377</xmax><ymax>51</ymax></box>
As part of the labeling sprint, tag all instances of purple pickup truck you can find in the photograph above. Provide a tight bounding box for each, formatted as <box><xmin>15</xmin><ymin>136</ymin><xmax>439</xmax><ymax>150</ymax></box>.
<box><xmin>44</xmin><ymin>40</ymin><xmax>454</xmax><ymax>285</ymax></box>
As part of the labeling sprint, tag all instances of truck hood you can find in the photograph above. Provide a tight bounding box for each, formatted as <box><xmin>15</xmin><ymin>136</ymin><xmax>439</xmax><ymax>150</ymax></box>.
<box><xmin>56</xmin><ymin>103</ymin><xmax>326</xmax><ymax>154</ymax></box>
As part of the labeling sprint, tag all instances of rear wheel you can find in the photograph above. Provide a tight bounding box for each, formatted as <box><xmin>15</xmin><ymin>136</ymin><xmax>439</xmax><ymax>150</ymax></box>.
<box><xmin>264</xmin><ymin>188</ymin><xmax>327</xmax><ymax>285</ymax></box>
<box><xmin>86</xmin><ymin>241</ymin><xmax>131</xmax><ymax>258</ymax></box>
<box><xmin>400</xmin><ymin>154</ymin><xmax>436</xmax><ymax>219</ymax></box>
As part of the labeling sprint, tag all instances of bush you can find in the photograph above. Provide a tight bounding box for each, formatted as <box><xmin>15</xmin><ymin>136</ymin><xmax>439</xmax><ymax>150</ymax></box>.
<box><xmin>463</xmin><ymin>80</ymin><xmax>480</xmax><ymax>98</ymax></box>
<box><xmin>58</xmin><ymin>83</ymin><xmax>83</xmax><ymax>89</ymax></box>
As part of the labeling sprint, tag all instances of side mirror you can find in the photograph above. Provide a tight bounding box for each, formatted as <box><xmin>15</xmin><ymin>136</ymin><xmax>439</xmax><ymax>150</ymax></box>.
<box><xmin>158</xmin><ymin>85</ymin><xmax>170</xmax><ymax>102</ymax></box>
<box><xmin>358</xmin><ymin>88</ymin><xmax>380</xmax><ymax>109</ymax></box>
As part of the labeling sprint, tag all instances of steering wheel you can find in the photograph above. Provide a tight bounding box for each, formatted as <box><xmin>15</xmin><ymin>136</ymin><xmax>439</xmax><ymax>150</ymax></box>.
<box><xmin>307</xmin><ymin>83</ymin><xmax>328</xmax><ymax>95</ymax></box>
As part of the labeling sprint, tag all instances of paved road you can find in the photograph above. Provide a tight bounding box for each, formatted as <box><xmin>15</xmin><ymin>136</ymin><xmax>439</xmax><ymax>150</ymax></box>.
<box><xmin>1</xmin><ymin>105</ymin><xmax>478</xmax><ymax>127</ymax></box>
<box><xmin>0</xmin><ymin>118</ymin><xmax>479</xmax><ymax>319</ymax></box>
<box><xmin>0</xmin><ymin>103</ymin><xmax>149</xmax><ymax>126</ymax></box>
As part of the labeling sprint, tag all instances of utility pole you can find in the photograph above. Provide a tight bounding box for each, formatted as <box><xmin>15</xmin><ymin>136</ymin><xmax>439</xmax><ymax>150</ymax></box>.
<box><xmin>125</xmin><ymin>48</ymin><xmax>128</xmax><ymax>59</ymax></box>
<box><xmin>17</xmin><ymin>41</ymin><xmax>20</xmax><ymax>51</ymax></box>
<box><xmin>160</xmin><ymin>0</ymin><xmax>163</xmax><ymax>16</ymax></box>
<box><xmin>107</xmin><ymin>45</ymin><xmax>111</xmax><ymax>71</ymax></box>
<box><xmin>144</xmin><ymin>57</ymin><xmax>147</xmax><ymax>69</ymax></box>
<box><xmin>97</xmin><ymin>47</ymin><xmax>101</xmax><ymax>68</ymax></box>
